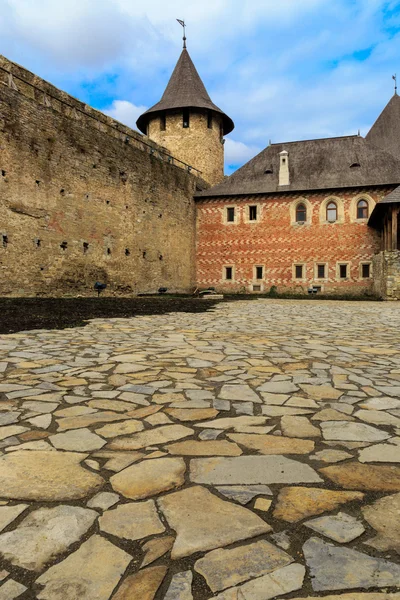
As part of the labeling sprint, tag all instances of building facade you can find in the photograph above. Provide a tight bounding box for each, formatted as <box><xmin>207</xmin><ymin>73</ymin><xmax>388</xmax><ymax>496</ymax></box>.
<box><xmin>1</xmin><ymin>45</ymin><xmax>400</xmax><ymax>298</ymax></box>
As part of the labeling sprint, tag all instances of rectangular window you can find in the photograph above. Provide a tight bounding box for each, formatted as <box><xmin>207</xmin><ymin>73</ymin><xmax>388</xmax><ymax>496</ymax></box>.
<box><xmin>295</xmin><ymin>265</ymin><xmax>303</xmax><ymax>279</ymax></box>
<box><xmin>249</xmin><ymin>205</ymin><xmax>258</xmax><ymax>221</ymax></box>
<box><xmin>160</xmin><ymin>114</ymin><xmax>166</xmax><ymax>131</ymax></box>
<box><xmin>183</xmin><ymin>108</ymin><xmax>190</xmax><ymax>128</ymax></box>
<box><xmin>226</xmin><ymin>207</ymin><xmax>235</xmax><ymax>222</ymax></box>
<box><xmin>225</xmin><ymin>266</ymin><xmax>233</xmax><ymax>280</ymax></box>
<box><xmin>317</xmin><ymin>264</ymin><xmax>326</xmax><ymax>279</ymax></box>
<box><xmin>339</xmin><ymin>264</ymin><xmax>348</xmax><ymax>279</ymax></box>
<box><xmin>207</xmin><ymin>110</ymin><xmax>213</xmax><ymax>129</ymax></box>
<box><xmin>362</xmin><ymin>263</ymin><xmax>371</xmax><ymax>278</ymax></box>
<box><xmin>255</xmin><ymin>266</ymin><xmax>263</xmax><ymax>280</ymax></box>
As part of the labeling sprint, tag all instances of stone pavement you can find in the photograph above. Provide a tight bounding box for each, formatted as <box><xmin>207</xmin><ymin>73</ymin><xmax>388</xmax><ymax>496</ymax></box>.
<box><xmin>0</xmin><ymin>298</ymin><xmax>400</xmax><ymax>599</ymax></box>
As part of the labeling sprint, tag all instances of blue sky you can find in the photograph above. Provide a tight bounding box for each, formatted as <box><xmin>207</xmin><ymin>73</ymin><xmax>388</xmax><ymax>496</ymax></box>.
<box><xmin>1</xmin><ymin>0</ymin><xmax>399</xmax><ymax>174</ymax></box>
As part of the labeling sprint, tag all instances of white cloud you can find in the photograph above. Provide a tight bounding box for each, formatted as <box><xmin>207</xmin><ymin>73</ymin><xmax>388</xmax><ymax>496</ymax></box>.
<box><xmin>104</xmin><ymin>100</ymin><xmax>148</xmax><ymax>130</ymax></box>
<box><xmin>224</xmin><ymin>139</ymin><xmax>260</xmax><ymax>168</ymax></box>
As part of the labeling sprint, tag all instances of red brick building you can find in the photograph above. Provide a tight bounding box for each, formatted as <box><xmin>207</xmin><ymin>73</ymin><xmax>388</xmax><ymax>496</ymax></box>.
<box><xmin>194</xmin><ymin>100</ymin><xmax>400</xmax><ymax>297</ymax></box>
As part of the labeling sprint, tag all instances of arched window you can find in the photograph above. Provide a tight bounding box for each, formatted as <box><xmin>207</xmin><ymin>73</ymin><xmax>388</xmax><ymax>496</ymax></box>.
<box><xmin>296</xmin><ymin>203</ymin><xmax>307</xmax><ymax>223</ymax></box>
<box><xmin>326</xmin><ymin>201</ymin><xmax>337</xmax><ymax>222</ymax></box>
<box><xmin>357</xmin><ymin>199</ymin><xmax>369</xmax><ymax>219</ymax></box>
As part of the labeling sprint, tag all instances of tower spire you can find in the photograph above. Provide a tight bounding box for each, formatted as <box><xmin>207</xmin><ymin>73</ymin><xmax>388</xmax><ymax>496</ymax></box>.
<box><xmin>177</xmin><ymin>19</ymin><xmax>186</xmax><ymax>49</ymax></box>
<box><xmin>393</xmin><ymin>74</ymin><xmax>397</xmax><ymax>96</ymax></box>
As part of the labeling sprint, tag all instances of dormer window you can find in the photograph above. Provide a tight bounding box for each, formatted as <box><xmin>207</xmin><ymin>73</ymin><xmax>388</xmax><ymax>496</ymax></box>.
<box><xmin>350</xmin><ymin>162</ymin><xmax>361</xmax><ymax>168</ymax></box>
<box><xmin>264</xmin><ymin>167</ymin><xmax>273</xmax><ymax>174</ymax></box>
<box><xmin>183</xmin><ymin>108</ymin><xmax>190</xmax><ymax>128</ymax></box>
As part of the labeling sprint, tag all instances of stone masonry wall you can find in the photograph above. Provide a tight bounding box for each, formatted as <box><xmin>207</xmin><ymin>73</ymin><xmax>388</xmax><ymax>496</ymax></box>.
<box><xmin>196</xmin><ymin>190</ymin><xmax>391</xmax><ymax>295</ymax></box>
<box><xmin>148</xmin><ymin>110</ymin><xmax>224</xmax><ymax>186</ymax></box>
<box><xmin>0</xmin><ymin>56</ymin><xmax>203</xmax><ymax>296</ymax></box>
<box><xmin>373</xmin><ymin>251</ymin><xmax>400</xmax><ymax>299</ymax></box>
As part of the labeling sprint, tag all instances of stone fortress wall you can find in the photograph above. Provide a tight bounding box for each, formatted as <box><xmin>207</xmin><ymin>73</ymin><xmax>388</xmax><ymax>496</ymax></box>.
<box><xmin>0</xmin><ymin>55</ymin><xmax>204</xmax><ymax>296</ymax></box>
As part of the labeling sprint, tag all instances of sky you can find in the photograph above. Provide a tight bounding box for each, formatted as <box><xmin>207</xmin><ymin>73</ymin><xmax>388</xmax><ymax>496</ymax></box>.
<box><xmin>1</xmin><ymin>0</ymin><xmax>399</xmax><ymax>174</ymax></box>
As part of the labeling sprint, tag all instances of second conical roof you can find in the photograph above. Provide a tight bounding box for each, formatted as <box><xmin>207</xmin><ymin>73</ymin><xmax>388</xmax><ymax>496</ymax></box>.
<box><xmin>136</xmin><ymin>48</ymin><xmax>234</xmax><ymax>135</ymax></box>
<box><xmin>366</xmin><ymin>93</ymin><xmax>400</xmax><ymax>160</ymax></box>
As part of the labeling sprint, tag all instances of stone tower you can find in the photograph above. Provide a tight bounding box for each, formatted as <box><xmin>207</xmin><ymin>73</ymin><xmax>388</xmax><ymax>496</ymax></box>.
<box><xmin>136</xmin><ymin>47</ymin><xmax>234</xmax><ymax>186</ymax></box>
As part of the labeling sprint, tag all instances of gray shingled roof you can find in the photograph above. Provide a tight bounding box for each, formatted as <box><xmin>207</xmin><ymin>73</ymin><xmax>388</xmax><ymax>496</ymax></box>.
<box><xmin>366</xmin><ymin>94</ymin><xmax>400</xmax><ymax>160</ymax></box>
<box><xmin>137</xmin><ymin>49</ymin><xmax>234</xmax><ymax>135</ymax></box>
<box><xmin>195</xmin><ymin>135</ymin><xmax>400</xmax><ymax>198</ymax></box>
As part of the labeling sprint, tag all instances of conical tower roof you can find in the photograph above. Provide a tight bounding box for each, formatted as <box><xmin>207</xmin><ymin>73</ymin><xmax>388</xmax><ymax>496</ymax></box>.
<box><xmin>136</xmin><ymin>48</ymin><xmax>234</xmax><ymax>135</ymax></box>
<box><xmin>366</xmin><ymin>93</ymin><xmax>400</xmax><ymax>160</ymax></box>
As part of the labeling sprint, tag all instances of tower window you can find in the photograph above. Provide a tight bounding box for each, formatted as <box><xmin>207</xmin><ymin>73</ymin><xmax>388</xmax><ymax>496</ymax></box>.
<box><xmin>207</xmin><ymin>110</ymin><xmax>213</xmax><ymax>129</ymax></box>
<box><xmin>326</xmin><ymin>201</ymin><xmax>338</xmax><ymax>222</ymax></box>
<box><xmin>226</xmin><ymin>207</ymin><xmax>235</xmax><ymax>222</ymax></box>
<box><xmin>60</xmin><ymin>241</ymin><xmax>68</xmax><ymax>251</ymax></box>
<box><xmin>357</xmin><ymin>199</ymin><xmax>369</xmax><ymax>219</ymax></box>
<box><xmin>225</xmin><ymin>266</ymin><xmax>233</xmax><ymax>280</ymax></box>
<box><xmin>249</xmin><ymin>205</ymin><xmax>258</xmax><ymax>221</ymax></box>
<box><xmin>160</xmin><ymin>114</ymin><xmax>166</xmax><ymax>131</ymax></box>
<box><xmin>183</xmin><ymin>108</ymin><xmax>190</xmax><ymax>128</ymax></box>
<box><xmin>83</xmin><ymin>242</ymin><xmax>89</xmax><ymax>254</ymax></box>
<box><xmin>296</xmin><ymin>203</ymin><xmax>307</xmax><ymax>223</ymax></box>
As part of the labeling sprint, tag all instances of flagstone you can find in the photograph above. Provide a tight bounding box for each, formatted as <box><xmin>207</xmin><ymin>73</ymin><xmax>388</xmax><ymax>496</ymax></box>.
<box><xmin>273</xmin><ymin>487</ymin><xmax>364</xmax><ymax>522</ymax></box>
<box><xmin>164</xmin><ymin>570</ymin><xmax>193</xmax><ymax>600</ymax></box>
<box><xmin>254</xmin><ymin>498</ymin><xmax>272</xmax><ymax>512</ymax></box>
<box><xmin>0</xmin><ymin>505</ymin><xmax>97</xmax><ymax>571</ymax></box>
<box><xmin>310</xmin><ymin>449</ymin><xmax>353</xmax><ymax>463</ymax></box>
<box><xmin>111</xmin><ymin>565</ymin><xmax>167</xmax><ymax>600</ymax></box>
<box><xmin>358</xmin><ymin>438</ymin><xmax>400</xmax><ymax>462</ymax></box>
<box><xmin>166</xmin><ymin>440</ymin><xmax>243</xmax><ymax>456</ymax></box>
<box><xmin>321</xmin><ymin>462</ymin><xmax>400</xmax><ymax>491</ymax></box>
<box><xmin>227</xmin><ymin>434</ymin><xmax>314</xmax><ymax>454</ymax></box>
<box><xmin>312</xmin><ymin>409</ymin><xmax>355</xmax><ymax>421</ymax></box>
<box><xmin>87</xmin><ymin>491</ymin><xmax>120</xmax><ymax>511</ymax></box>
<box><xmin>0</xmin><ymin>505</ymin><xmax>28</xmax><ymax>533</ymax></box>
<box><xmin>0</xmin><ymin>579</ymin><xmax>27</xmax><ymax>600</ymax></box>
<box><xmin>36</xmin><ymin>535</ymin><xmax>131</xmax><ymax>600</ymax></box>
<box><xmin>0</xmin><ymin>450</ymin><xmax>104</xmax><ymax>500</ymax></box>
<box><xmin>355</xmin><ymin>409</ymin><xmax>400</xmax><ymax>427</ymax></box>
<box><xmin>300</xmin><ymin>384</ymin><xmax>343</xmax><ymax>400</ymax></box>
<box><xmin>190</xmin><ymin>455</ymin><xmax>322</xmax><ymax>486</ymax></box>
<box><xmin>107</xmin><ymin>424</ymin><xmax>194</xmax><ymax>450</ymax></box>
<box><xmin>141</xmin><ymin>535</ymin><xmax>175</xmax><ymax>567</ymax></box>
<box><xmin>54</xmin><ymin>405</ymin><xmax>96</xmax><ymax>417</ymax></box>
<box><xmin>258</xmin><ymin>381</ymin><xmax>299</xmax><ymax>394</ymax></box>
<box><xmin>110</xmin><ymin>456</ymin><xmax>185</xmax><ymax>500</ymax></box>
<box><xmin>95</xmin><ymin>419</ymin><xmax>145</xmax><ymax>438</ymax></box>
<box><xmin>304</xmin><ymin>511</ymin><xmax>365</xmax><ymax>543</ymax></box>
<box><xmin>0</xmin><ymin>412</ymin><xmax>20</xmax><ymax>426</ymax></box>
<box><xmin>194</xmin><ymin>416</ymin><xmax>269</xmax><ymax>430</ymax></box>
<box><xmin>195</xmin><ymin>539</ymin><xmax>293</xmax><ymax>593</ymax></box>
<box><xmin>56</xmin><ymin>410</ymin><xmax>136</xmax><ymax>431</ymax></box>
<box><xmin>216</xmin><ymin>485</ymin><xmax>272</xmax><ymax>505</ymax></box>
<box><xmin>99</xmin><ymin>500</ymin><xmax>165</xmax><ymax>540</ymax></box>
<box><xmin>213</xmin><ymin>563</ymin><xmax>305</xmax><ymax>600</ymax></box>
<box><xmin>87</xmin><ymin>399</ymin><xmax>135</xmax><ymax>412</ymax></box>
<box><xmin>219</xmin><ymin>384</ymin><xmax>261</xmax><ymax>403</ymax></box>
<box><xmin>261</xmin><ymin>406</ymin><xmax>315</xmax><ymax>416</ymax></box>
<box><xmin>165</xmin><ymin>407</ymin><xmax>219</xmax><ymax>421</ymax></box>
<box><xmin>49</xmin><ymin>428</ymin><xmax>106</xmax><ymax>451</ymax></box>
<box><xmin>158</xmin><ymin>485</ymin><xmax>271</xmax><ymax>559</ymax></box>
<box><xmin>281</xmin><ymin>416</ymin><xmax>321</xmax><ymax>438</ymax></box>
<box><xmin>320</xmin><ymin>421</ymin><xmax>391</xmax><ymax>442</ymax></box>
<box><xmin>303</xmin><ymin>536</ymin><xmax>400</xmax><ymax>591</ymax></box>
<box><xmin>362</xmin><ymin>492</ymin><xmax>400</xmax><ymax>552</ymax></box>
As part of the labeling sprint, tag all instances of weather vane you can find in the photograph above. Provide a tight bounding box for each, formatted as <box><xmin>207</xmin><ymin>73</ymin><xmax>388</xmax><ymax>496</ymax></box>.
<box><xmin>393</xmin><ymin>74</ymin><xmax>397</xmax><ymax>95</ymax></box>
<box><xmin>177</xmin><ymin>19</ymin><xmax>187</xmax><ymax>49</ymax></box>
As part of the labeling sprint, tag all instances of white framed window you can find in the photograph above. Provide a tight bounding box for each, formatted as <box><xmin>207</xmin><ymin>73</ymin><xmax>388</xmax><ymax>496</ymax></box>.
<box><xmin>293</xmin><ymin>263</ymin><xmax>306</xmax><ymax>281</ymax></box>
<box><xmin>360</xmin><ymin>262</ymin><xmax>372</xmax><ymax>279</ymax></box>
<box><xmin>223</xmin><ymin>206</ymin><xmax>238</xmax><ymax>224</ymax></box>
<box><xmin>337</xmin><ymin>262</ymin><xmax>351</xmax><ymax>280</ymax></box>
<box><xmin>223</xmin><ymin>265</ymin><xmax>235</xmax><ymax>281</ymax></box>
<box><xmin>315</xmin><ymin>263</ymin><xmax>328</xmax><ymax>280</ymax></box>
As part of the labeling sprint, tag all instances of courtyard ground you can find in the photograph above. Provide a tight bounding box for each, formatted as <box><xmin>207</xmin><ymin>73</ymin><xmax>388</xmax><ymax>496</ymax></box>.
<box><xmin>0</xmin><ymin>298</ymin><xmax>399</xmax><ymax>599</ymax></box>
